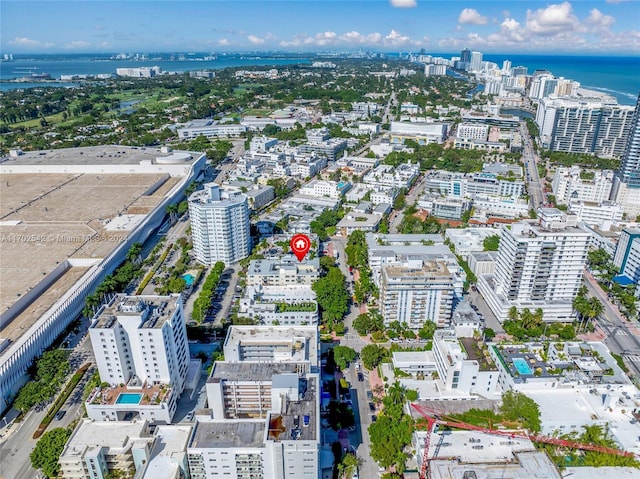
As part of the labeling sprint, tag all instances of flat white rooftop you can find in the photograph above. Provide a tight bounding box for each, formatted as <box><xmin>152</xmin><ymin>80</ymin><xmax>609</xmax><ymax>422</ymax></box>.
<box><xmin>527</xmin><ymin>385</ymin><xmax>640</xmax><ymax>455</ymax></box>
<box><xmin>61</xmin><ymin>419</ymin><xmax>150</xmax><ymax>459</ymax></box>
<box><xmin>142</xmin><ymin>425</ymin><xmax>192</xmax><ymax>479</ymax></box>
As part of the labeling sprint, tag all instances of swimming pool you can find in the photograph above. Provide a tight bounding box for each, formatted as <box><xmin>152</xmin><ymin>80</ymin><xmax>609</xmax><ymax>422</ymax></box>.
<box><xmin>115</xmin><ymin>393</ymin><xmax>142</xmax><ymax>405</ymax></box>
<box><xmin>512</xmin><ymin>358</ymin><xmax>533</xmax><ymax>375</ymax></box>
<box><xmin>183</xmin><ymin>273</ymin><xmax>195</xmax><ymax>286</ymax></box>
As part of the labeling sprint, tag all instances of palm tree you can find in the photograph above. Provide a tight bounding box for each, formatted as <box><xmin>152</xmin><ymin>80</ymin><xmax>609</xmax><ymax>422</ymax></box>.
<box><xmin>386</xmin><ymin>381</ymin><xmax>406</xmax><ymax>406</ymax></box>
<box><xmin>508</xmin><ymin>306</ymin><xmax>519</xmax><ymax>322</ymax></box>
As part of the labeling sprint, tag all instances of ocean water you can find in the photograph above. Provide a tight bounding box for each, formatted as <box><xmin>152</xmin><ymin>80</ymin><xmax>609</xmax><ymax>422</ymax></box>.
<box><xmin>483</xmin><ymin>54</ymin><xmax>639</xmax><ymax>105</ymax></box>
<box><xmin>0</xmin><ymin>53</ymin><xmax>638</xmax><ymax>105</ymax></box>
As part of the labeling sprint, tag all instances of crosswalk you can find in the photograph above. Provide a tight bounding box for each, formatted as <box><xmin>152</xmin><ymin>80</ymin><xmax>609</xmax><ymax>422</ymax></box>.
<box><xmin>614</xmin><ymin>330</ymin><xmax>628</xmax><ymax>336</ymax></box>
<box><xmin>624</xmin><ymin>355</ymin><xmax>640</xmax><ymax>363</ymax></box>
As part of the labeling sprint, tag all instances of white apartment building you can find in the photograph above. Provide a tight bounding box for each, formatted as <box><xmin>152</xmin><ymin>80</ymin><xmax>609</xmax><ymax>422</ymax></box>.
<box><xmin>223</xmin><ymin>183</ymin><xmax>275</xmax><ymax>211</ymax></box>
<box><xmin>380</xmin><ymin>260</ymin><xmax>455</xmax><ymax>329</ymax></box>
<box><xmin>238</xmin><ymin>285</ymin><xmax>318</xmax><ymax>326</ymax></box>
<box><xmin>86</xmin><ymin>294</ymin><xmax>188</xmax><ymax>423</ymax></box>
<box><xmin>551</xmin><ymin>166</ymin><xmax>615</xmax><ymax>204</ymax></box>
<box><xmin>189</xmin><ymin>183</ymin><xmax>251</xmax><ymax>265</ymax></box>
<box><xmin>362</xmin><ymin>162</ymin><xmax>419</xmax><ymax>189</ymax></box>
<box><xmin>298</xmin><ymin>179</ymin><xmax>351</xmax><ymax>198</ymax></box>
<box><xmin>89</xmin><ymin>294</ymin><xmax>188</xmax><ymax>390</ymax></box>
<box><xmin>568</xmin><ymin>200</ymin><xmax>624</xmax><ymax>227</ymax></box>
<box><xmin>417</xmin><ymin>195</ymin><xmax>469</xmax><ymax>220</ymax></box>
<box><xmin>370</xmin><ymin>186</ymin><xmax>399</xmax><ymax>206</ymax></box>
<box><xmin>177</xmin><ymin>119</ymin><xmax>247</xmax><ymax>139</ymax></box>
<box><xmin>457</xmin><ymin>123</ymin><xmax>489</xmax><ymax>140</ymax></box>
<box><xmin>424</xmin><ymin>64</ymin><xmax>447</xmax><ymax>76</ymax></box>
<box><xmin>247</xmin><ymin>256</ymin><xmax>320</xmax><ymax>287</ymax></box>
<box><xmin>389</xmin><ymin>122</ymin><xmax>448</xmax><ymax>144</ymax></box>
<box><xmin>612</xmin><ymin>178</ymin><xmax>640</xmax><ymax>217</ymax></box>
<box><xmin>250</xmin><ymin>136</ymin><xmax>278</xmax><ymax>152</ymax></box>
<box><xmin>468</xmin><ymin>251</ymin><xmax>498</xmax><ymax>276</ymax></box>
<box><xmin>140</xmin><ymin>424</ymin><xmax>192</xmax><ymax>479</ymax></box>
<box><xmin>478</xmin><ymin>209</ymin><xmax>591</xmax><ymax>322</ymax></box>
<box><xmin>116</xmin><ymin>66</ymin><xmax>161</xmax><ymax>77</ymax></box>
<box><xmin>59</xmin><ymin>419</ymin><xmax>154</xmax><ymax>479</ymax></box>
<box><xmin>425</xmin><ymin>172</ymin><xmax>524</xmax><ymax>199</ymax></box>
<box><xmin>223</xmin><ymin>326</ymin><xmax>318</xmax><ymax>370</ymax></box>
<box><xmin>472</xmin><ymin>194</ymin><xmax>530</xmax><ymax>219</ymax></box>
<box><xmin>535</xmin><ymin>97</ymin><xmax>634</xmax><ymax>157</ymax></box>
<box><xmin>445</xmin><ymin>228</ymin><xmax>500</xmax><ymax>260</ymax></box>
<box><xmin>432</xmin><ymin>329</ymin><xmax>498</xmax><ymax>395</ymax></box>
<box><xmin>188</xmin><ymin>388</ymin><xmax>319</xmax><ymax>479</ymax></box>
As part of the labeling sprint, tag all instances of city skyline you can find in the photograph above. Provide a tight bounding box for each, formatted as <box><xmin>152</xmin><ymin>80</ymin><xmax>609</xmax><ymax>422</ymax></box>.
<box><xmin>2</xmin><ymin>0</ymin><xmax>640</xmax><ymax>55</ymax></box>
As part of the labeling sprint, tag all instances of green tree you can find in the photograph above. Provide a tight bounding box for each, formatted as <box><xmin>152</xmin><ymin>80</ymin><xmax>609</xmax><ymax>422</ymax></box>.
<box><xmin>312</xmin><ymin>267</ymin><xmax>349</xmax><ymax>324</ymax></box>
<box><xmin>360</xmin><ymin>344</ymin><xmax>390</xmax><ymax>370</ymax></box>
<box><xmin>500</xmin><ymin>390</ymin><xmax>541</xmax><ymax>433</ymax></box>
<box><xmin>167</xmin><ymin>276</ymin><xmax>187</xmax><ymax>293</ymax></box>
<box><xmin>483</xmin><ymin>328</ymin><xmax>496</xmax><ymax>340</ymax></box>
<box><xmin>30</xmin><ymin>427</ymin><xmax>72</xmax><ymax>478</ymax></box>
<box><xmin>483</xmin><ymin>234</ymin><xmax>501</xmax><ymax>251</ymax></box>
<box><xmin>332</xmin><ymin>345</ymin><xmax>357</xmax><ymax>370</ymax></box>
<box><xmin>418</xmin><ymin>320</ymin><xmax>437</xmax><ymax>340</ymax></box>
<box><xmin>327</xmin><ymin>400</ymin><xmax>355</xmax><ymax>430</ymax></box>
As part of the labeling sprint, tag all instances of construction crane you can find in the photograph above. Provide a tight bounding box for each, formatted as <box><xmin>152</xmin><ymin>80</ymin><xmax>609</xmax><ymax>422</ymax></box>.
<box><xmin>410</xmin><ymin>403</ymin><xmax>634</xmax><ymax>479</ymax></box>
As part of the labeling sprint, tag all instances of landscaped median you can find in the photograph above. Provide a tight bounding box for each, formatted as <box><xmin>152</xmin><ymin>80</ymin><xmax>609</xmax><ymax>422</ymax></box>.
<box><xmin>33</xmin><ymin>363</ymin><xmax>91</xmax><ymax>439</ymax></box>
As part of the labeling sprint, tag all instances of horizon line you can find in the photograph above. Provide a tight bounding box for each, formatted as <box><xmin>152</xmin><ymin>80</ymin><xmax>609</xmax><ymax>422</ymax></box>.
<box><xmin>3</xmin><ymin>50</ymin><xmax>640</xmax><ymax>58</ymax></box>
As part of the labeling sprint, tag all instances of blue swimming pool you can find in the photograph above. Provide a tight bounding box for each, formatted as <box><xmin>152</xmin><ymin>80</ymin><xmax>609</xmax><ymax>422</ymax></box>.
<box><xmin>183</xmin><ymin>273</ymin><xmax>195</xmax><ymax>286</ymax></box>
<box><xmin>115</xmin><ymin>393</ymin><xmax>142</xmax><ymax>405</ymax></box>
<box><xmin>513</xmin><ymin>358</ymin><xmax>533</xmax><ymax>375</ymax></box>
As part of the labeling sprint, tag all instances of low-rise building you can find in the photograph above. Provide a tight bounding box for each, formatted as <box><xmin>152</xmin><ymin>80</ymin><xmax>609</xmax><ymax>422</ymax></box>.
<box><xmin>140</xmin><ymin>425</ymin><xmax>192</xmax><ymax>479</ymax></box>
<box><xmin>239</xmin><ymin>285</ymin><xmax>318</xmax><ymax>326</ymax></box>
<box><xmin>177</xmin><ymin>119</ymin><xmax>247</xmax><ymax>139</ymax></box>
<box><xmin>298</xmin><ymin>179</ymin><xmax>351</xmax><ymax>199</ymax></box>
<box><xmin>417</xmin><ymin>195</ymin><xmax>469</xmax><ymax>220</ymax></box>
<box><xmin>389</xmin><ymin>121</ymin><xmax>448</xmax><ymax>144</ymax></box>
<box><xmin>336</xmin><ymin>212</ymin><xmax>381</xmax><ymax>236</ymax></box>
<box><xmin>552</xmin><ymin>166</ymin><xmax>615</xmax><ymax>205</ymax></box>
<box><xmin>59</xmin><ymin>419</ymin><xmax>153</xmax><ymax>479</ymax></box>
<box><xmin>247</xmin><ymin>256</ymin><xmax>320</xmax><ymax>287</ymax></box>
<box><xmin>445</xmin><ymin>227</ymin><xmax>499</xmax><ymax>260</ymax></box>
<box><xmin>468</xmin><ymin>251</ymin><xmax>498</xmax><ymax>276</ymax></box>
<box><xmin>568</xmin><ymin>200</ymin><xmax>624</xmax><ymax>227</ymax></box>
<box><xmin>413</xmin><ymin>432</ymin><xmax>562</xmax><ymax>479</ymax></box>
<box><xmin>223</xmin><ymin>325</ymin><xmax>318</xmax><ymax>370</ymax></box>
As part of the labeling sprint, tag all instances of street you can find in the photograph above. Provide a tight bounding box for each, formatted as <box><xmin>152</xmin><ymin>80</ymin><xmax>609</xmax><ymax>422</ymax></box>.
<box><xmin>519</xmin><ymin>122</ymin><xmax>545</xmax><ymax>209</ymax></box>
<box><xmin>390</xmin><ymin>173</ymin><xmax>428</xmax><ymax>234</ymax></box>
<box><xmin>0</xmin><ymin>335</ymin><xmax>94</xmax><ymax>479</ymax></box>
<box><xmin>328</xmin><ymin>238</ymin><xmax>380</xmax><ymax>478</ymax></box>
<box><xmin>583</xmin><ymin>271</ymin><xmax>640</xmax><ymax>377</ymax></box>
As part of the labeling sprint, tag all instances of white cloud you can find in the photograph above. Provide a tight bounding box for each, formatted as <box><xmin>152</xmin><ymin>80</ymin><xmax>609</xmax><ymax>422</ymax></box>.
<box><xmin>389</xmin><ymin>0</ymin><xmax>417</xmax><ymax>8</ymax></box>
<box><xmin>587</xmin><ymin>8</ymin><xmax>615</xmax><ymax>30</ymax></box>
<box><xmin>458</xmin><ymin>8</ymin><xmax>488</xmax><ymax>25</ymax></box>
<box><xmin>64</xmin><ymin>40</ymin><xmax>91</xmax><ymax>49</ymax></box>
<box><xmin>218</xmin><ymin>38</ymin><xmax>230</xmax><ymax>46</ymax></box>
<box><xmin>247</xmin><ymin>35</ymin><xmax>265</xmax><ymax>45</ymax></box>
<box><xmin>384</xmin><ymin>29</ymin><xmax>413</xmax><ymax>46</ymax></box>
<box><xmin>8</xmin><ymin>36</ymin><xmax>49</xmax><ymax>47</ymax></box>
<box><xmin>525</xmin><ymin>2</ymin><xmax>581</xmax><ymax>36</ymax></box>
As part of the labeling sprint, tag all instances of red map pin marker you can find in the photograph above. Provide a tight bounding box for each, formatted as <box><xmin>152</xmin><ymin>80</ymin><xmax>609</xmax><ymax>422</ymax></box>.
<box><xmin>290</xmin><ymin>234</ymin><xmax>311</xmax><ymax>262</ymax></box>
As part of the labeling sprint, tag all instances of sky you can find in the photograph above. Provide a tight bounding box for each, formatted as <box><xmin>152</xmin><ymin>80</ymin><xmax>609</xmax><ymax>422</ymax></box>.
<box><xmin>1</xmin><ymin>0</ymin><xmax>640</xmax><ymax>55</ymax></box>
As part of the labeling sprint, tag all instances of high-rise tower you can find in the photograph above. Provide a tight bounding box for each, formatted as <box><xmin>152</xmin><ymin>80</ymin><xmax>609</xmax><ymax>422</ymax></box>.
<box><xmin>618</xmin><ymin>93</ymin><xmax>640</xmax><ymax>188</ymax></box>
<box><xmin>189</xmin><ymin>183</ymin><xmax>251</xmax><ymax>265</ymax></box>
